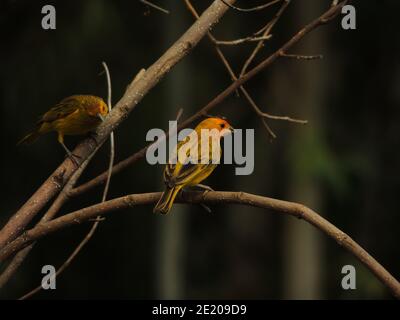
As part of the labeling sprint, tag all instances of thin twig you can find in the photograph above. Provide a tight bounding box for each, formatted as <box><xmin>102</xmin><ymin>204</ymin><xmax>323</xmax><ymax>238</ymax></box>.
<box><xmin>175</xmin><ymin>108</ymin><xmax>184</xmax><ymax>123</ymax></box>
<box><xmin>19</xmin><ymin>62</ymin><xmax>116</xmax><ymax>300</ymax></box>
<box><xmin>185</xmin><ymin>0</ymin><xmax>306</xmax><ymax>140</ymax></box>
<box><xmin>281</xmin><ymin>53</ymin><xmax>323</xmax><ymax>60</ymax></box>
<box><xmin>101</xmin><ymin>62</ymin><xmax>115</xmax><ymax>204</ymax></box>
<box><xmin>236</xmin><ymin>81</ymin><xmax>307</xmax><ymax>125</ymax></box>
<box><xmin>2</xmin><ymin>190</ymin><xmax>399</xmax><ymax>299</ymax></box>
<box><xmin>261</xmin><ymin>113</ymin><xmax>307</xmax><ymax>123</ymax></box>
<box><xmin>139</xmin><ymin>0</ymin><xmax>169</xmax><ymax>14</ymax></box>
<box><xmin>215</xmin><ymin>34</ymin><xmax>272</xmax><ymax>46</ymax></box>
<box><xmin>19</xmin><ymin>224</ymin><xmax>99</xmax><ymax>300</ymax></box>
<box><xmin>220</xmin><ymin>0</ymin><xmax>281</xmax><ymax>12</ymax></box>
<box><xmin>240</xmin><ymin>0</ymin><xmax>291</xmax><ymax>77</ymax></box>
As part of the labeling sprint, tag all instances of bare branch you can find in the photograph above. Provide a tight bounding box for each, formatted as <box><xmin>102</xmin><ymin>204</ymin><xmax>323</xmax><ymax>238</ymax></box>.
<box><xmin>322</xmin><ymin>0</ymin><xmax>348</xmax><ymax>23</ymax></box>
<box><xmin>260</xmin><ymin>118</ymin><xmax>277</xmax><ymax>140</ymax></box>
<box><xmin>215</xmin><ymin>34</ymin><xmax>272</xmax><ymax>46</ymax></box>
<box><xmin>139</xmin><ymin>0</ymin><xmax>169</xmax><ymax>14</ymax></box>
<box><xmin>101</xmin><ymin>62</ymin><xmax>115</xmax><ymax>204</ymax></box>
<box><xmin>239</xmin><ymin>85</ymin><xmax>307</xmax><ymax>122</ymax></box>
<box><xmin>1</xmin><ymin>191</ymin><xmax>399</xmax><ymax>299</ymax></box>
<box><xmin>240</xmin><ymin>0</ymin><xmax>291</xmax><ymax>76</ymax></box>
<box><xmin>281</xmin><ymin>53</ymin><xmax>323</xmax><ymax>60</ymax></box>
<box><xmin>220</xmin><ymin>0</ymin><xmax>281</xmax><ymax>12</ymax></box>
<box><xmin>175</xmin><ymin>108</ymin><xmax>184</xmax><ymax>123</ymax></box>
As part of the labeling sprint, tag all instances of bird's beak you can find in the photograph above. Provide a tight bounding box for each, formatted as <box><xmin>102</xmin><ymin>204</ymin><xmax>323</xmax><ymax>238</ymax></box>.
<box><xmin>229</xmin><ymin>125</ymin><xmax>235</xmax><ymax>132</ymax></box>
<box><xmin>97</xmin><ymin>113</ymin><xmax>105</xmax><ymax>122</ymax></box>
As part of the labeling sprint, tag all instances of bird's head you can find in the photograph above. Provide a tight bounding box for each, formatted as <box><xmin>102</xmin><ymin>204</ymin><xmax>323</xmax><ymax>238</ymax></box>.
<box><xmin>86</xmin><ymin>96</ymin><xmax>108</xmax><ymax>121</ymax></box>
<box><xmin>197</xmin><ymin>117</ymin><xmax>234</xmax><ymax>137</ymax></box>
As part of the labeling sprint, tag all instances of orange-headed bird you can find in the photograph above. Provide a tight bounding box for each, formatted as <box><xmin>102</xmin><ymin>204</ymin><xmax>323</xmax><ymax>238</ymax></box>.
<box><xmin>154</xmin><ymin>117</ymin><xmax>233</xmax><ymax>214</ymax></box>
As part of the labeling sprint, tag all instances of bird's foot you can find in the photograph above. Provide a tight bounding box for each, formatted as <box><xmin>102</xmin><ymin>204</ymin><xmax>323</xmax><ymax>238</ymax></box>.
<box><xmin>196</xmin><ymin>185</ymin><xmax>213</xmax><ymax>213</ymax></box>
<box><xmin>199</xmin><ymin>203</ymin><xmax>212</xmax><ymax>213</ymax></box>
<box><xmin>89</xmin><ymin>216</ymin><xmax>106</xmax><ymax>222</ymax></box>
<box><xmin>183</xmin><ymin>185</ymin><xmax>213</xmax><ymax>213</ymax></box>
<box><xmin>60</xmin><ymin>142</ymin><xmax>81</xmax><ymax>168</ymax></box>
<box><xmin>87</xmin><ymin>132</ymin><xmax>99</xmax><ymax>147</ymax></box>
<box><xmin>192</xmin><ymin>184</ymin><xmax>214</xmax><ymax>192</ymax></box>
<box><xmin>64</xmin><ymin>151</ymin><xmax>81</xmax><ymax>168</ymax></box>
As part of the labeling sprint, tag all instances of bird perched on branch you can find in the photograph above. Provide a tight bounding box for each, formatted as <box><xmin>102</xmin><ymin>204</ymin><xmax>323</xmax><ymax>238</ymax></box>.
<box><xmin>154</xmin><ymin>117</ymin><xmax>234</xmax><ymax>214</ymax></box>
<box><xmin>18</xmin><ymin>95</ymin><xmax>108</xmax><ymax>161</ymax></box>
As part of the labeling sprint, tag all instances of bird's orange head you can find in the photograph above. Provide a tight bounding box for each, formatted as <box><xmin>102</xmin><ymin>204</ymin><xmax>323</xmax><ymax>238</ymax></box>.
<box><xmin>84</xmin><ymin>96</ymin><xmax>108</xmax><ymax>121</ymax></box>
<box><xmin>196</xmin><ymin>117</ymin><xmax>233</xmax><ymax>136</ymax></box>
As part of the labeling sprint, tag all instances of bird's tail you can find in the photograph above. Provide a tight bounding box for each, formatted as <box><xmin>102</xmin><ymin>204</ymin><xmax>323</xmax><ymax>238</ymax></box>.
<box><xmin>17</xmin><ymin>130</ymin><xmax>41</xmax><ymax>145</ymax></box>
<box><xmin>153</xmin><ymin>186</ymin><xmax>181</xmax><ymax>214</ymax></box>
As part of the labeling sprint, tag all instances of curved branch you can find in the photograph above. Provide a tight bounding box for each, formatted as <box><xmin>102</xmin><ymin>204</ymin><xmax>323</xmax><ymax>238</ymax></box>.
<box><xmin>0</xmin><ymin>190</ymin><xmax>399</xmax><ymax>299</ymax></box>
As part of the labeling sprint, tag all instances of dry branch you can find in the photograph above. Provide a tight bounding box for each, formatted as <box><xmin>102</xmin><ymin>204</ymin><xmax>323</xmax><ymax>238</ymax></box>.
<box><xmin>215</xmin><ymin>34</ymin><xmax>272</xmax><ymax>46</ymax></box>
<box><xmin>240</xmin><ymin>0</ymin><xmax>291</xmax><ymax>76</ymax></box>
<box><xmin>220</xmin><ymin>0</ymin><xmax>281</xmax><ymax>12</ymax></box>
<box><xmin>0</xmin><ymin>190</ymin><xmax>399</xmax><ymax>299</ymax></box>
<box><xmin>139</xmin><ymin>0</ymin><xmax>170</xmax><ymax>14</ymax></box>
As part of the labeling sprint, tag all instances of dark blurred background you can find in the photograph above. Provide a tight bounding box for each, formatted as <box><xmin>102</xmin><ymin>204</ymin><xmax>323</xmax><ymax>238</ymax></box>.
<box><xmin>0</xmin><ymin>0</ymin><xmax>399</xmax><ymax>299</ymax></box>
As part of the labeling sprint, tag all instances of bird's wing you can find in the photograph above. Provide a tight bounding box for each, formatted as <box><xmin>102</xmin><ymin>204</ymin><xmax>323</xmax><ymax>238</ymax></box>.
<box><xmin>164</xmin><ymin>161</ymin><xmax>215</xmax><ymax>188</ymax></box>
<box><xmin>38</xmin><ymin>96</ymin><xmax>80</xmax><ymax>124</ymax></box>
<box><xmin>164</xmin><ymin>133</ymin><xmax>218</xmax><ymax>187</ymax></box>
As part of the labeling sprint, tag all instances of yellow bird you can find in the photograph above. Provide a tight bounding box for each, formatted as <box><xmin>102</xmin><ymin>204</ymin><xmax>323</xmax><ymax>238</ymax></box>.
<box><xmin>18</xmin><ymin>95</ymin><xmax>108</xmax><ymax>158</ymax></box>
<box><xmin>154</xmin><ymin>117</ymin><xmax>233</xmax><ymax>214</ymax></box>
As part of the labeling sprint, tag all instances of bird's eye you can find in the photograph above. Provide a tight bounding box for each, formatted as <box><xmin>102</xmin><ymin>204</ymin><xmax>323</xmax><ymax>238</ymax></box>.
<box><xmin>220</xmin><ymin>123</ymin><xmax>225</xmax><ymax>128</ymax></box>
